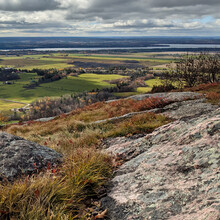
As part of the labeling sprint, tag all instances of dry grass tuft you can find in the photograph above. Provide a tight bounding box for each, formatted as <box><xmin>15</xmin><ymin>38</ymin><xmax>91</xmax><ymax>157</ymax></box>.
<box><xmin>0</xmin><ymin>149</ymin><xmax>112</xmax><ymax>219</ymax></box>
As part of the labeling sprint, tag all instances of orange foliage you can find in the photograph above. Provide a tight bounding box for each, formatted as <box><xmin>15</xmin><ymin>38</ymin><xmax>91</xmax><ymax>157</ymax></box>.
<box><xmin>70</xmin><ymin>97</ymin><xmax>168</xmax><ymax>122</ymax></box>
<box><xmin>186</xmin><ymin>82</ymin><xmax>220</xmax><ymax>92</ymax></box>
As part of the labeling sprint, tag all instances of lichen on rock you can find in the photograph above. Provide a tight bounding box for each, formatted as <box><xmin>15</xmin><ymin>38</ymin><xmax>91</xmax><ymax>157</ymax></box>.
<box><xmin>0</xmin><ymin>132</ymin><xmax>62</xmax><ymax>181</ymax></box>
<box><xmin>101</xmin><ymin>96</ymin><xmax>220</xmax><ymax>220</ymax></box>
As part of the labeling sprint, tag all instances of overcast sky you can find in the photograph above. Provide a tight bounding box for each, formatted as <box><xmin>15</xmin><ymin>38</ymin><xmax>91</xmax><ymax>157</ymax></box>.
<box><xmin>0</xmin><ymin>0</ymin><xmax>220</xmax><ymax>36</ymax></box>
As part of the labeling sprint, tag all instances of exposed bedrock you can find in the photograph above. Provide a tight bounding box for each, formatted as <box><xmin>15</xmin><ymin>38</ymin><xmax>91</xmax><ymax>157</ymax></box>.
<box><xmin>101</xmin><ymin>94</ymin><xmax>219</xmax><ymax>220</ymax></box>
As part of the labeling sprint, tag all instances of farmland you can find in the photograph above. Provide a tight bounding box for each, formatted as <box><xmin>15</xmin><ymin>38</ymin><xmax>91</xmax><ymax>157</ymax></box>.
<box><xmin>0</xmin><ymin>51</ymin><xmax>177</xmax><ymax>113</ymax></box>
<box><xmin>0</xmin><ymin>52</ymin><xmax>175</xmax><ymax>70</ymax></box>
<box><xmin>0</xmin><ymin>72</ymin><xmax>127</xmax><ymax>110</ymax></box>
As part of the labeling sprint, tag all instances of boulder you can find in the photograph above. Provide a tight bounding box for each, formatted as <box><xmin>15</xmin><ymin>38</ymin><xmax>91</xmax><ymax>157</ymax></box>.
<box><xmin>0</xmin><ymin>132</ymin><xmax>62</xmax><ymax>181</ymax></box>
<box><xmin>101</xmin><ymin>104</ymin><xmax>220</xmax><ymax>219</ymax></box>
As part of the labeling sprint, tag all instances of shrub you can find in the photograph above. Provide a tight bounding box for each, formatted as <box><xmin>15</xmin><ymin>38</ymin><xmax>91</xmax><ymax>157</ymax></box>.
<box><xmin>151</xmin><ymin>84</ymin><xmax>176</xmax><ymax>93</ymax></box>
<box><xmin>206</xmin><ymin>92</ymin><xmax>220</xmax><ymax>105</ymax></box>
<box><xmin>0</xmin><ymin>113</ymin><xmax>8</xmax><ymax>125</ymax></box>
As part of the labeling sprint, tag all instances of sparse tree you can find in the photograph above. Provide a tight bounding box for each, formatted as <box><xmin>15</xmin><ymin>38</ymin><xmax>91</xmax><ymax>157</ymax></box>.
<box><xmin>163</xmin><ymin>53</ymin><xmax>220</xmax><ymax>88</ymax></box>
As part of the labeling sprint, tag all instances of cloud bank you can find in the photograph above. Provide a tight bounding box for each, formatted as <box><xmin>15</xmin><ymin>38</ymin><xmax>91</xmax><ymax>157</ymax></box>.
<box><xmin>0</xmin><ymin>0</ymin><xmax>219</xmax><ymax>36</ymax></box>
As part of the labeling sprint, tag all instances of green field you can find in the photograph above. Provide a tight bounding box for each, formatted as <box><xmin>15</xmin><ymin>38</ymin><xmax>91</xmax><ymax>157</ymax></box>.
<box><xmin>0</xmin><ymin>73</ymin><xmax>127</xmax><ymax>111</ymax></box>
<box><xmin>0</xmin><ymin>73</ymin><xmax>162</xmax><ymax>111</ymax></box>
<box><xmin>39</xmin><ymin>74</ymin><xmax>127</xmax><ymax>94</ymax></box>
<box><xmin>113</xmin><ymin>78</ymin><xmax>163</xmax><ymax>97</ymax></box>
<box><xmin>0</xmin><ymin>52</ymin><xmax>175</xmax><ymax>70</ymax></box>
<box><xmin>63</xmin><ymin>53</ymin><xmax>174</xmax><ymax>62</ymax></box>
<box><xmin>136</xmin><ymin>78</ymin><xmax>162</xmax><ymax>93</ymax></box>
<box><xmin>0</xmin><ymin>52</ymin><xmax>176</xmax><ymax>112</ymax></box>
<box><xmin>0</xmin><ymin>55</ymin><xmax>73</xmax><ymax>70</ymax></box>
<box><xmin>0</xmin><ymin>100</ymin><xmax>25</xmax><ymax>111</ymax></box>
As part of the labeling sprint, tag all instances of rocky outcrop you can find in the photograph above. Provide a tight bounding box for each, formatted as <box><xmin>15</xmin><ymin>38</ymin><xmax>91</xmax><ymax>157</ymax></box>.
<box><xmin>95</xmin><ymin>92</ymin><xmax>206</xmax><ymax>125</ymax></box>
<box><xmin>127</xmin><ymin>91</ymin><xmax>203</xmax><ymax>102</ymax></box>
<box><xmin>0</xmin><ymin>132</ymin><xmax>62</xmax><ymax>181</ymax></box>
<box><xmin>101</xmin><ymin>95</ymin><xmax>219</xmax><ymax>220</ymax></box>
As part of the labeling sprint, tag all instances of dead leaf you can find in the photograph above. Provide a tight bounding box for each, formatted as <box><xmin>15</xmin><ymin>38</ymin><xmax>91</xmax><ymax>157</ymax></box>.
<box><xmin>34</xmin><ymin>189</ymin><xmax>40</xmax><ymax>198</ymax></box>
<box><xmin>94</xmin><ymin>209</ymin><xmax>107</xmax><ymax>219</ymax></box>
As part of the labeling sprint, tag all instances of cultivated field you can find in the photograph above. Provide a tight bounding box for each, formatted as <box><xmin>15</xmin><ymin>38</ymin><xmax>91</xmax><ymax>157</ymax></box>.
<box><xmin>0</xmin><ymin>52</ymin><xmax>176</xmax><ymax>70</ymax></box>
<box><xmin>0</xmin><ymin>52</ymin><xmax>177</xmax><ymax>112</ymax></box>
<box><xmin>0</xmin><ymin>72</ymin><xmax>127</xmax><ymax>111</ymax></box>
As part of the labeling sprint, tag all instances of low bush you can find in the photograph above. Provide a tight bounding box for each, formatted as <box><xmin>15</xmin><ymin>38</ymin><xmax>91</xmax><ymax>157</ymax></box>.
<box><xmin>206</xmin><ymin>92</ymin><xmax>220</xmax><ymax>105</ymax></box>
<box><xmin>183</xmin><ymin>82</ymin><xmax>220</xmax><ymax>105</ymax></box>
<box><xmin>151</xmin><ymin>84</ymin><xmax>176</xmax><ymax>93</ymax></box>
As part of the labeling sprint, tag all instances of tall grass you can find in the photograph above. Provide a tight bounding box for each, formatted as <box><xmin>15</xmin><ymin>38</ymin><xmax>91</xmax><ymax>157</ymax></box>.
<box><xmin>0</xmin><ymin>149</ymin><xmax>112</xmax><ymax>219</ymax></box>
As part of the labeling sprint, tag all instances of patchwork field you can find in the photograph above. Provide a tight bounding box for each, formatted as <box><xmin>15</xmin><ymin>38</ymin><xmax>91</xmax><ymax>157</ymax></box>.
<box><xmin>0</xmin><ymin>52</ymin><xmax>177</xmax><ymax>112</ymax></box>
<box><xmin>0</xmin><ymin>52</ymin><xmax>175</xmax><ymax>70</ymax></box>
<box><xmin>0</xmin><ymin>55</ymin><xmax>73</xmax><ymax>70</ymax></box>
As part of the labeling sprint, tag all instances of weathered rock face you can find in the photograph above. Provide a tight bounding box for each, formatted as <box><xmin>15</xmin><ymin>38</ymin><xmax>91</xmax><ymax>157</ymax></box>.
<box><xmin>0</xmin><ymin>132</ymin><xmax>62</xmax><ymax>181</ymax></box>
<box><xmin>101</xmin><ymin>98</ymin><xmax>220</xmax><ymax>219</ymax></box>
<box><xmin>127</xmin><ymin>91</ymin><xmax>203</xmax><ymax>102</ymax></box>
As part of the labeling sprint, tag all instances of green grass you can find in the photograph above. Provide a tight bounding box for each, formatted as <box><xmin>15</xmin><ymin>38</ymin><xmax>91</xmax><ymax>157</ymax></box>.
<box><xmin>113</xmin><ymin>92</ymin><xmax>140</xmax><ymax>97</ymax></box>
<box><xmin>136</xmin><ymin>78</ymin><xmax>162</xmax><ymax>93</ymax></box>
<box><xmin>40</xmin><ymin>74</ymin><xmax>127</xmax><ymax>94</ymax></box>
<box><xmin>0</xmin><ymin>55</ymin><xmax>73</xmax><ymax>70</ymax></box>
<box><xmin>145</xmin><ymin>78</ymin><xmax>162</xmax><ymax>87</ymax></box>
<box><xmin>136</xmin><ymin>87</ymin><xmax>152</xmax><ymax>93</ymax></box>
<box><xmin>24</xmin><ymin>63</ymin><xmax>73</xmax><ymax>70</ymax></box>
<box><xmin>0</xmin><ymin>73</ymin><xmax>127</xmax><ymax>105</ymax></box>
<box><xmin>0</xmin><ymin>72</ymin><xmax>41</xmax><ymax>103</ymax></box>
<box><xmin>78</xmin><ymin>73</ymin><xmax>127</xmax><ymax>83</ymax></box>
<box><xmin>0</xmin><ymin>100</ymin><xmax>24</xmax><ymax>111</ymax></box>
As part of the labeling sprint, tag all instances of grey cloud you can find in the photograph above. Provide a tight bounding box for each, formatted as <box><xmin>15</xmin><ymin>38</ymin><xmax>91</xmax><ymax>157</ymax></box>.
<box><xmin>0</xmin><ymin>0</ymin><xmax>220</xmax><ymax>36</ymax></box>
<box><xmin>0</xmin><ymin>20</ymin><xmax>69</xmax><ymax>30</ymax></box>
<box><xmin>113</xmin><ymin>20</ymin><xmax>175</xmax><ymax>29</ymax></box>
<box><xmin>66</xmin><ymin>0</ymin><xmax>220</xmax><ymax>22</ymax></box>
<box><xmin>151</xmin><ymin>0</ymin><xmax>220</xmax><ymax>7</ymax></box>
<box><xmin>0</xmin><ymin>0</ymin><xmax>60</xmax><ymax>11</ymax></box>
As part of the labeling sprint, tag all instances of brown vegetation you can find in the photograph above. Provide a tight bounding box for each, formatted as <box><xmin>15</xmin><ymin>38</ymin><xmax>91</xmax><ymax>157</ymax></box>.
<box><xmin>1</xmin><ymin>96</ymin><xmax>171</xmax><ymax>219</ymax></box>
<box><xmin>183</xmin><ymin>82</ymin><xmax>220</xmax><ymax>105</ymax></box>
